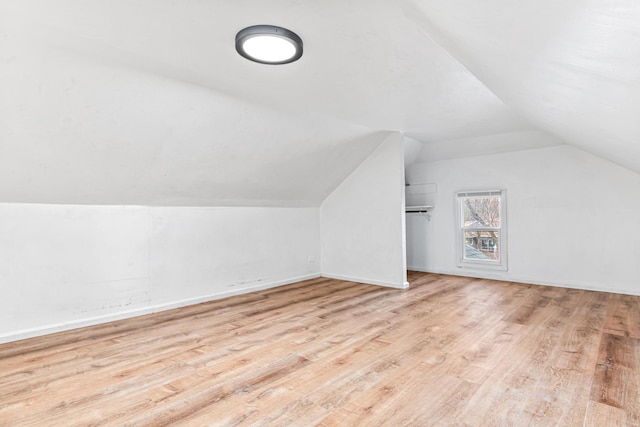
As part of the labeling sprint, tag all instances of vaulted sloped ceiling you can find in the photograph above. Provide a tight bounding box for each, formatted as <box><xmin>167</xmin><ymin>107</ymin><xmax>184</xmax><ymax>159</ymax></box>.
<box><xmin>409</xmin><ymin>0</ymin><xmax>640</xmax><ymax>173</ymax></box>
<box><xmin>1</xmin><ymin>0</ymin><xmax>637</xmax><ymax>206</ymax></box>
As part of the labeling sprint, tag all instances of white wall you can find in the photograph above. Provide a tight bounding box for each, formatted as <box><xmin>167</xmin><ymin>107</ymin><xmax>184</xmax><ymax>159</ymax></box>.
<box><xmin>0</xmin><ymin>130</ymin><xmax>411</xmax><ymax>343</ymax></box>
<box><xmin>321</xmin><ymin>132</ymin><xmax>407</xmax><ymax>288</ymax></box>
<box><xmin>405</xmin><ymin>144</ymin><xmax>640</xmax><ymax>295</ymax></box>
<box><xmin>149</xmin><ymin>207</ymin><xmax>319</xmax><ymax>304</ymax></box>
<box><xmin>0</xmin><ymin>204</ymin><xmax>320</xmax><ymax>343</ymax></box>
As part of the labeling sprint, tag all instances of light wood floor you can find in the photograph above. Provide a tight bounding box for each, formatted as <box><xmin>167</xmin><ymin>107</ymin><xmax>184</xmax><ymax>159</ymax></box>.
<box><xmin>1</xmin><ymin>272</ymin><xmax>639</xmax><ymax>426</ymax></box>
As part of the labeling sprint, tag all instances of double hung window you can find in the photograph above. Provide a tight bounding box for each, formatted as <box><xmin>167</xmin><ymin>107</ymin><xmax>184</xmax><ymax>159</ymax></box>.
<box><xmin>456</xmin><ymin>190</ymin><xmax>507</xmax><ymax>270</ymax></box>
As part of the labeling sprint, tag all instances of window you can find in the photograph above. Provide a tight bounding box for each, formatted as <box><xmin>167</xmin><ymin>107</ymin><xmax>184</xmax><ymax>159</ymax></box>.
<box><xmin>456</xmin><ymin>190</ymin><xmax>507</xmax><ymax>270</ymax></box>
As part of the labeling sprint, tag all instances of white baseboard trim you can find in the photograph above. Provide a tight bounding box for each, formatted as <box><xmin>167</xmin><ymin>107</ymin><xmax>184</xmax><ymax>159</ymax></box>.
<box><xmin>0</xmin><ymin>273</ymin><xmax>321</xmax><ymax>345</ymax></box>
<box><xmin>321</xmin><ymin>273</ymin><xmax>409</xmax><ymax>289</ymax></box>
<box><xmin>408</xmin><ymin>267</ymin><xmax>640</xmax><ymax>296</ymax></box>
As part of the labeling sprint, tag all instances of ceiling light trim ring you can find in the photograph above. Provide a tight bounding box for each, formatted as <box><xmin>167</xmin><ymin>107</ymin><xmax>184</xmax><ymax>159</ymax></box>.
<box><xmin>236</xmin><ymin>25</ymin><xmax>303</xmax><ymax>65</ymax></box>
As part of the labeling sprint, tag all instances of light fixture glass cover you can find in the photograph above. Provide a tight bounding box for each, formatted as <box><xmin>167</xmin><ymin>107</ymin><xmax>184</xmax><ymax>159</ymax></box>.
<box><xmin>236</xmin><ymin>25</ymin><xmax>303</xmax><ymax>64</ymax></box>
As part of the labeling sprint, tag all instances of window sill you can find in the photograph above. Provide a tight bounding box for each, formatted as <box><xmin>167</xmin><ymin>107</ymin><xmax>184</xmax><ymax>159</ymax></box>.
<box><xmin>457</xmin><ymin>261</ymin><xmax>507</xmax><ymax>271</ymax></box>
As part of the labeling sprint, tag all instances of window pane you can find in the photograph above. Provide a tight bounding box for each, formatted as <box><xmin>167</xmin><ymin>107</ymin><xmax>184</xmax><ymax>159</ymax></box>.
<box><xmin>463</xmin><ymin>230</ymin><xmax>500</xmax><ymax>261</ymax></box>
<box><xmin>462</xmin><ymin>196</ymin><xmax>500</xmax><ymax>227</ymax></box>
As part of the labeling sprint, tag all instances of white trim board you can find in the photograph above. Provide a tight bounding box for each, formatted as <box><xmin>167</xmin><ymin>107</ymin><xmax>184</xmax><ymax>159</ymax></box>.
<box><xmin>321</xmin><ymin>273</ymin><xmax>409</xmax><ymax>289</ymax></box>
<box><xmin>0</xmin><ymin>273</ymin><xmax>321</xmax><ymax>345</ymax></box>
<box><xmin>407</xmin><ymin>267</ymin><xmax>640</xmax><ymax>297</ymax></box>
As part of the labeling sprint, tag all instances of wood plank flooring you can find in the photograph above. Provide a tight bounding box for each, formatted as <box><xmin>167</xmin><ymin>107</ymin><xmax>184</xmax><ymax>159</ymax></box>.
<box><xmin>1</xmin><ymin>272</ymin><xmax>640</xmax><ymax>426</ymax></box>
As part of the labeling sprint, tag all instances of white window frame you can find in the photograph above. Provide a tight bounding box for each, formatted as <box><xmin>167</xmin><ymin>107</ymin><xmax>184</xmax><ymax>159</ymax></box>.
<box><xmin>456</xmin><ymin>190</ymin><xmax>507</xmax><ymax>271</ymax></box>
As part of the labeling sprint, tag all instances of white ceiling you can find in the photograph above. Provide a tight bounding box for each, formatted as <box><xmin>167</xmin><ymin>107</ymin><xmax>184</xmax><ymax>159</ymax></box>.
<box><xmin>1</xmin><ymin>0</ymin><xmax>638</xmax><ymax>205</ymax></box>
<box><xmin>409</xmin><ymin>0</ymin><xmax>640</xmax><ymax>171</ymax></box>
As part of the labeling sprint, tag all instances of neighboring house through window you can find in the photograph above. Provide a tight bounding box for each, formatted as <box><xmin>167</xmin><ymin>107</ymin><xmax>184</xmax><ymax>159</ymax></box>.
<box><xmin>456</xmin><ymin>190</ymin><xmax>507</xmax><ymax>270</ymax></box>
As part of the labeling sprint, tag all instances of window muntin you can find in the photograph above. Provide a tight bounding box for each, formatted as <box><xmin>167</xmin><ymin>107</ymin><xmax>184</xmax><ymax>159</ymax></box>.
<box><xmin>457</xmin><ymin>190</ymin><xmax>506</xmax><ymax>270</ymax></box>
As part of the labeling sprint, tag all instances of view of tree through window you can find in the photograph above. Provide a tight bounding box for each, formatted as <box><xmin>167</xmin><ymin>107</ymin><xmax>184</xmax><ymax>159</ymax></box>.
<box><xmin>463</xmin><ymin>196</ymin><xmax>500</xmax><ymax>261</ymax></box>
<box><xmin>456</xmin><ymin>191</ymin><xmax>505</xmax><ymax>268</ymax></box>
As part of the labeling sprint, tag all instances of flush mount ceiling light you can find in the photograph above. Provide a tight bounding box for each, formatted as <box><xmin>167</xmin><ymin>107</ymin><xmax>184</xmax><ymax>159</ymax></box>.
<box><xmin>235</xmin><ymin>25</ymin><xmax>303</xmax><ymax>65</ymax></box>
